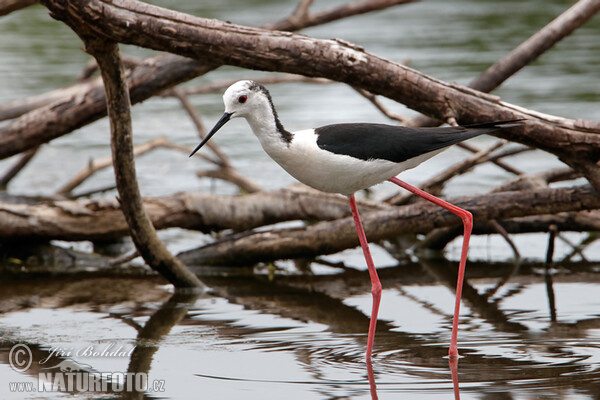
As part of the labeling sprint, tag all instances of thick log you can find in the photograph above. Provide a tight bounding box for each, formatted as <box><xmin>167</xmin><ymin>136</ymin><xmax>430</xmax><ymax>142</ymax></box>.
<box><xmin>0</xmin><ymin>188</ymin><xmax>371</xmax><ymax>240</ymax></box>
<box><xmin>177</xmin><ymin>185</ymin><xmax>600</xmax><ymax>266</ymax></box>
<box><xmin>1</xmin><ymin>186</ymin><xmax>598</xmax><ymax>247</ymax></box>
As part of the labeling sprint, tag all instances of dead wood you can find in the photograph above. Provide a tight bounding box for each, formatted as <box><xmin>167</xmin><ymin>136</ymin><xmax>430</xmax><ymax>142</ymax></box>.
<box><xmin>82</xmin><ymin>34</ymin><xmax>203</xmax><ymax>289</ymax></box>
<box><xmin>0</xmin><ymin>146</ymin><xmax>38</xmax><ymax>189</ymax></box>
<box><xmin>1</xmin><ymin>0</ymin><xmax>597</xmax><ymax>275</ymax></box>
<box><xmin>0</xmin><ymin>188</ymin><xmax>374</xmax><ymax>241</ymax></box>
<box><xmin>407</xmin><ymin>0</ymin><xmax>600</xmax><ymax>127</ymax></box>
<box><xmin>177</xmin><ymin>185</ymin><xmax>600</xmax><ymax>266</ymax></box>
<box><xmin>40</xmin><ymin>0</ymin><xmax>600</xmax><ymax>190</ymax></box>
<box><xmin>0</xmin><ymin>0</ymin><xmax>37</xmax><ymax>16</ymax></box>
<box><xmin>0</xmin><ymin>53</ymin><xmax>211</xmax><ymax>160</ymax></box>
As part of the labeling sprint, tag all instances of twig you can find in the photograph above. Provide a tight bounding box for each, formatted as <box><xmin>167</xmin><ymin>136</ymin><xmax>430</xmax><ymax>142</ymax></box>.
<box><xmin>65</xmin><ymin>184</ymin><xmax>116</xmax><ymax>199</ymax></box>
<box><xmin>351</xmin><ymin>87</ymin><xmax>407</xmax><ymax>123</ymax></box>
<box><xmin>456</xmin><ymin>142</ymin><xmax>523</xmax><ymax>175</ymax></box>
<box><xmin>264</xmin><ymin>0</ymin><xmax>418</xmax><ymax>31</ymax></box>
<box><xmin>556</xmin><ymin>232</ymin><xmax>589</xmax><ymax>262</ymax></box>
<box><xmin>0</xmin><ymin>146</ymin><xmax>38</xmax><ymax>188</ymax></box>
<box><xmin>489</xmin><ymin>219</ymin><xmax>521</xmax><ymax>261</ymax></box>
<box><xmin>196</xmin><ymin>168</ymin><xmax>262</xmax><ymax>194</ymax></box>
<box><xmin>560</xmin><ymin>231</ymin><xmax>598</xmax><ymax>262</ymax></box>
<box><xmin>283</xmin><ymin>0</ymin><xmax>313</xmax><ymax>30</ymax></box>
<box><xmin>56</xmin><ymin>136</ymin><xmax>201</xmax><ymax>195</ymax></box>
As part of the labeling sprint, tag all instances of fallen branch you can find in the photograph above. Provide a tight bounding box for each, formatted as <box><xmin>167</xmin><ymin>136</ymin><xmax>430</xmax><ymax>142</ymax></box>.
<box><xmin>177</xmin><ymin>185</ymin><xmax>600</xmax><ymax>266</ymax></box>
<box><xmin>0</xmin><ymin>188</ymin><xmax>374</xmax><ymax>240</ymax></box>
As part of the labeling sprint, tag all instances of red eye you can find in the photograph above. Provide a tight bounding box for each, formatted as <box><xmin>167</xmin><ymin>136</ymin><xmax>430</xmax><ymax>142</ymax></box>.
<box><xmin>238</xmin><ymin>95</ymin><xmax>247</xmax><ymax>103</ymax></box>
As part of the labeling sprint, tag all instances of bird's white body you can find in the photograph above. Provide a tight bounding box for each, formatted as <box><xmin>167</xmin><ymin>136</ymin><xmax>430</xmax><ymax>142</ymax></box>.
<box><xmin>262</xmin><ymin>128</ymin><xmax>441</xmax><ymax>195</ymax></box>
<box><xmin>247</xmin><ymin>111</ymin><xmax>441</xmax><ymax>195</ymax></box>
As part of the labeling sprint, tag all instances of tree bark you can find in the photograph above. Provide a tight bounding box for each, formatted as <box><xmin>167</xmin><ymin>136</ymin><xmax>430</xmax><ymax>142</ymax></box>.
<box><xmin>0</xmin><ymin>188</ymin><xmax>370</xmax><ymax>240</ymax></box>
<box><xmin>177</xmin><ymin>185</ymin><xmax>600</xmax><ymax>266</ymax></box>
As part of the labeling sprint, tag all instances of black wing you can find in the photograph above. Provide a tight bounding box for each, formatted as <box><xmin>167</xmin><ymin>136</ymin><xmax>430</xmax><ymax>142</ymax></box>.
<box><xmin>315</xmin><ymin>120</ymin><xmax>521</xmax><ymax>163</ymax></box>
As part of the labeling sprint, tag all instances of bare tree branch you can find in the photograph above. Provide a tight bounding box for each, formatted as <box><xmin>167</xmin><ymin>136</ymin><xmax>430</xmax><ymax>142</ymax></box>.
<box><xmin>264</xmin><ymin>0</ymin><xmax>418</xmax><ymax>31</ymax></box>
<box><xmin>406</xmin><ymin>0</ymin><xmax>600</xmax><ymax>127</ymax></box>
<box><xmin>83</xmin><ymin>34</ymin><xmax>204</xmax><ymax>288</ymax></box>
<box><xmin>0</xmin><ymin>0</ymin><xmax>37</xmax><ymax>16</ymax></box>
<box><xmin>0</xmin><ymin>147</ymin><xmax>38</xmax><ymax>189</ymax></box>
<box><xmin>0</xmin><ymin>187</ymin><xmax>378</xmax><ymax>240</ymax></box>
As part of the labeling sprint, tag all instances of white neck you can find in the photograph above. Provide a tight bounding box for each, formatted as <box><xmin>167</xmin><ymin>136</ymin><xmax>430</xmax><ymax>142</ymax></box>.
<box><xmin>243</xmin><ymin>102</ymin><xmax>292</xmax><ymax>160</ymax></box>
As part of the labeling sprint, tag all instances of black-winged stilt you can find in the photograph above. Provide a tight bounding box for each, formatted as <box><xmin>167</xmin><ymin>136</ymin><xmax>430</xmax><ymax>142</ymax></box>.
<box><xmin>190</xmin><ymin>80</ymin><xmax>522</xmax><ymax>359</ymax></box>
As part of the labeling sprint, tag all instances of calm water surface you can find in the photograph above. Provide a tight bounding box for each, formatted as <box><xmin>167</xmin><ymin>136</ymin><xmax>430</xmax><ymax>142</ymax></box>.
<box><xmin>1</xmin><ymin>0</ymin><xmax>599</xmax><ymax>399</ymax></box>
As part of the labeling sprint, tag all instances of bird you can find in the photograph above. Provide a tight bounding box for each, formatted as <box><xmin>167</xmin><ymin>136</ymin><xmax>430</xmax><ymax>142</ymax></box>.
<box><xmin>190</xmin><ymin>80</ymin><xmax>522</xmax><ymax>360</ymax></box>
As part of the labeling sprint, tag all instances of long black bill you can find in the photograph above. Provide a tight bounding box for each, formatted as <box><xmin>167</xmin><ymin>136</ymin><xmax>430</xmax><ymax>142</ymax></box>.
<box><xmin>189</xmin><ymin>112</ymin><xmax>233</xmax><ymax>157</ymax></box>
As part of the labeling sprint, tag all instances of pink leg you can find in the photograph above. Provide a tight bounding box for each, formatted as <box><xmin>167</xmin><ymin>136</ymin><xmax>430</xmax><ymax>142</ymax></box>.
<box><xmin>349</xmin><ymin>195</ymin><xmax>382</xmax><ymax>360</ymax></box>
<box><xmin>388</xmin><ymin>177</ymin><xmax>472</xmax><ymax>358</ymax></box>
<box><xmin>449</xmin><ymin>357</ymin><xmax>461</xmax><ymax>400</ymax></box>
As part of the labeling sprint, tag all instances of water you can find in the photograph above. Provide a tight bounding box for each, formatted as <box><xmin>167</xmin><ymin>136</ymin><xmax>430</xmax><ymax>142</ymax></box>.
<box><xmin>1</xmin><ymin>263</ymin><xmax>600</xmax><ymax>399</ymax></box>
<box><xmin>1</xmin><ymin>0</ymin><xmax>600</xmax><ymax>399</ymax></box>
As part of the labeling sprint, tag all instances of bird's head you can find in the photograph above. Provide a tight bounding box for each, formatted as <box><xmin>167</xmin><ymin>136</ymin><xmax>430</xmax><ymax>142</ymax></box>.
<box><xmin>189</xmin><ymin>80</ymin><xmax>271</xmax><ymax>157</ymax></box>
